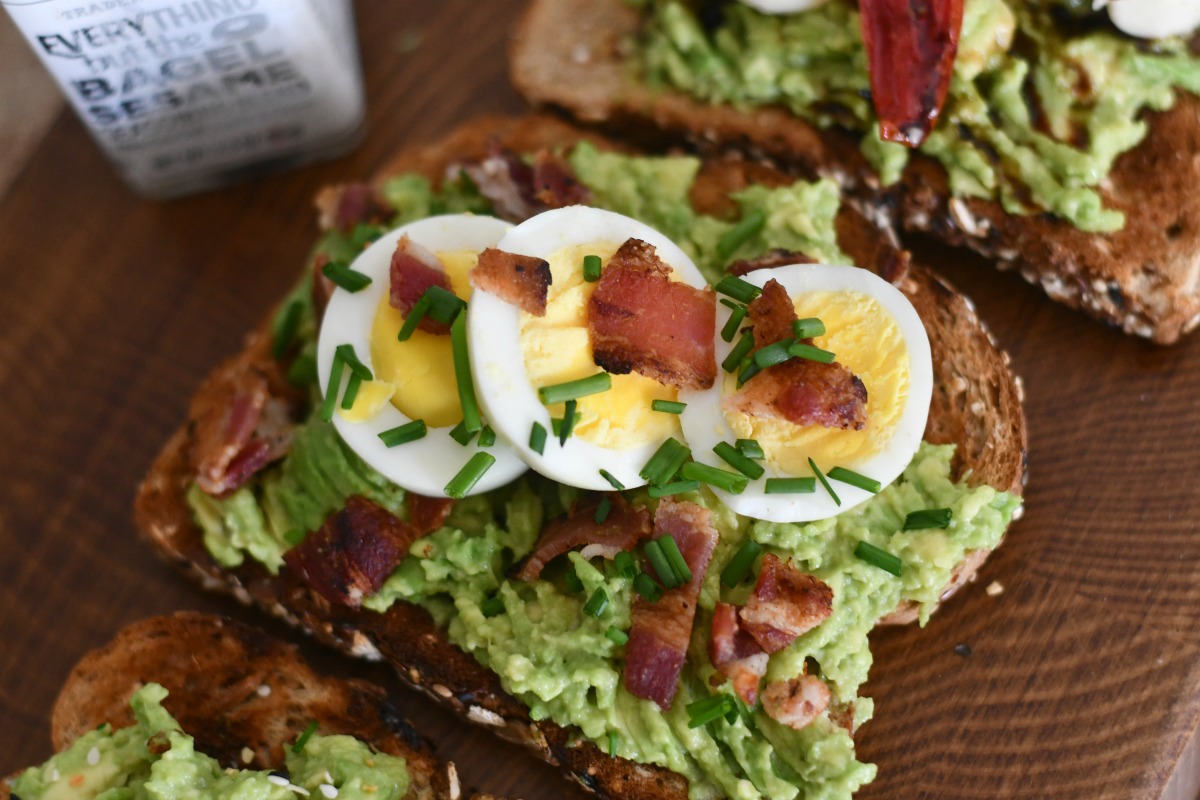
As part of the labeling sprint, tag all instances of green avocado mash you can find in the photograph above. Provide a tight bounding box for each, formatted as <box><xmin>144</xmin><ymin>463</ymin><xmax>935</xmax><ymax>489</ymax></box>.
<box><xmin>186</xmin><ymin>148</ymin><xmax>1022</xmax><ymax>800</ymax></box>
<box><xmin>10</xmin><ymin>685</ymin><xmax>409</xmax><ymax>800</ymax></box>
<box><xmin>637</xmin><ymin>0</ymin><xmax>1200</xmax><ymax>232</ymax></box>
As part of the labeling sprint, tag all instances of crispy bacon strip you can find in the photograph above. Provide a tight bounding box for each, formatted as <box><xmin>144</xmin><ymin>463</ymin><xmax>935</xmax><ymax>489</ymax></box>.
<box><xmin>193</xmin><ymin>371</ymin><xmax>293</xmax><ymax>497</ymax></box>
<box><xmin>407</xmin><ymin>493</ymin><xmax>455</xmax><ymax>536</ymax></box>
<box><xmin>390</xmin><ymin>235</ymin><xmax>454</xmax><ymax>335</ymax></box>
<box><xmin>728</xmin><ymin>249</ymin><xmax>816</xmax><ymax>277</ymax></box>
<box><xmin>283</xmin><ymin>496</ymin><xmax>417</xmax><ymax>609</ymax></box>
<box><xmin>740</xmin><ymin>554</ymin><xmax>834</xmax><ymax>654</ymax></box>
<box><xmin>472</xmin><ymin>248</ymin><xmax>552</xmax><ymax>316</ymax></box>
<box><xmin>860</xmin><ymin>0</ymin><xmax>964</xmax><ymax>147</ymax></box>
<box><xmin>512</xmin><ymin>494</ymin><xmax>651</xmax><ymax>581</ymax></box>
<box><xmin>624</xmin><ymin>499</ymin><xmax>718</xmax><ymax>709</ymax></box>
<box><xmin>588</xmin><ymin>239</ymin><xmax>717</xmax><ymax>390</ymax></box>
<box><xmin>762</xmin><ymin>675</ymin><xmax>832</xmax><ymax>730</ymax></box>
<box><xmin>726</xmin><ymin>279</ymin><xmax>867</xmax><ymax>430</ymax></box>
<box><xmin>459</xmin><ymin>143</ymin><xmax>590</xmax><ymax>223</ymax></box>
<box><xmin>709</xmin><ymin>602</ymin><xmax>769</xmax><ymax>705</ymax></box>
<box><xmin>315</xmin><ymin>182</ymin><xmax>391</xmax><ymax>233</ymax></box>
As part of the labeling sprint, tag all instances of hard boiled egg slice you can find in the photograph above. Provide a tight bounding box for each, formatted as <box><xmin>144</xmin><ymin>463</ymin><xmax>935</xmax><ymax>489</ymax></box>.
<box><xmin>468</xmin><ymin>206</ymin><xmax>708</xmax><ymax>491</ymax></box>
<box><xmin>1105</xmin><ymin>0</ymin><xmax>1200</xmax><ymax>39</ymax></box>
<box><xmin>679</xmin><ymin>264</ymin><xmax>932</xmax><ymax>523</ymax></box>
<box><xmin>317</xmin><ymin>214</ymin><xmax>528</xmax><ymax>498</ymax></box>
<box><xmin>741</xmin><ymin>0</ymin><xmax>831</xmax><ymax>13</ymax></box>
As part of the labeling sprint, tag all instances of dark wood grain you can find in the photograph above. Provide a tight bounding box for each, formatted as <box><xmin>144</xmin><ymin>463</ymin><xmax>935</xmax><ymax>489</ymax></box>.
<box><xmin>0</xmin><ymin>2</ymin><xmax>1197</xmax><ymax>799</ymax></box>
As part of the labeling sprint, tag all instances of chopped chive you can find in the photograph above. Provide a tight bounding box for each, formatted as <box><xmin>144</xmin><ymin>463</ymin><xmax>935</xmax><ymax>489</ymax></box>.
<box><xmin>680</xmin><ymin>461</ymin><xmax>748</xmax><ymax>494</ymax></box>
<box><xmin>334</xmin><ymin>344</ymin><xmax>372</xmax><ymax>380</ymax></box>
<box><xmin>559</xmin><ymin>399</ymin><xmax>578</xmax><ymax>444</ymax></box>
<box><xmin>643</xmin><ymin>540</ymin><xmax>679</xmax><ymax>588</ymax></box>
<box><xmin>423</xmin><ymin>285</ymin><xmax>467</xmax><ymax>326</ymax></box>
<box><xmin>712</xmin><ymin>442</ymin><xmax>765</xmax><ymax>480</ymax></box>
<box><xmin>450</xmin><ymin>313</ymin><xmax>483</xmax><ymax>433</ymax></box>
<box><xmin>350</xmin><ymin>223</ymin><xmax>383</xmax><ymax>248</ymax></box>
<box><xmin>478</xmin><ymin>426</ymin><xmax>496</xmax><ymax>448</ymax></box>
<box><xmin>292</xmin><ymin>721</ymin><xmax>318</xmax><ymax>754</ymax></box>
<box><xmin>903</xmin><ymin>508</ymin><xmax>953</xmax><ymax>530</ymax></box>
<box><xmin>717</xmin><ymin>209</ymin><xmax>767</xmax><ymax>261</ymax></box>
<box><xmin>634</xmin><ymin>572</ymin><xmax>663</xmax><ymax>602</ymax></box>
<box><xmin>583</xmin><ymin>588</ymin><xmax>610</xmax><ymax>618</ymax></box>
<box><xmin>736</xmin><ymin>360</ymin><xmax>761</xmax><ymax>387</ymax></box>
<box><xmin>658</xmin><ymin>536</ymin><xmax>693</xmax><ymax>585</ymax></box>
<box><xmin>529</xmin><ymin>422</ymin><xmax>548</xmax><ymax>455</ymax></box>
<box><xmin>564</xmin><ymin>569</ymin><xmax>585</xmax><ymax>594</ymax></box>
<box><xmin>720</xmin><ymin>540</ymin><xmax>763</xmax><ymax>587</ymax></box>
<box><xmin>793</xmin><ymin>317</ymin><xmax>826</xmax><ymax>340</ymax></box>
<box><xmin>272</xmin><ymin>299</ymin><xmax>304</xmax><ymax>360</ymax></box>
<box><xmin>340</xmin><ymin>373</ymin><xmax>362</xmax><ymax>410</ymax></box>
<box><xmin>605</xmin><ymin>626</ymin><xmax>628</xmax><ymax>645</ymax></box>
<box><xmin>687</xmin><ymin>694</ymin><xmax>736</xmax><ymax>728</ymax></box>
<box><xmin>788</xmin><ymin>342</ymin><xmax>836</xmax><ymax>364</ymax></box>
<box><xmin>481</xmin><ymin>596</ymin><xmax>505</xmax><ymax>618</ymax></box>
<box><xmin>736</xmin><ymin>439</ymin><xmax>764</xmax><ymax>459</ymax></box>
<box><xmin>287</xmin><ymin>352</ymin><xmax>318</xmax><ymax>387</ymax></box>
<box><xmin>722</xmin><ymin>330</ymin><xmax>756</xmax><ymax>373</ymax></box>
<box><xmin>283</xmin><ymin>529</ymin><xmax>307</xmax><ymax>546</ymax></box>
<box><xmin>651</xmin><ymin>399</ymin><xmax>687</xmax><ymax>414</ymax></box>
<box><xmin>594</xmin><ymin>496</ymin><xmax>612</xmax><ymax>524</ymax></box>
<box><xmin>808</xmin><ymin>458</ymin><xmax>841</xmax><ymax>506</ymax></box>
<box><xmin>599</xmin><ymin>470</ymin><xmax>625</xmax><ymax>491</ymax></box>
<box><xmin>647</xmin><ymin>480</ymin><xmax>702</xmax><ymax>498</ymax></box>
<box><xmin>714</xmin><ymin>274</ymin><xmax>763</xmax><ymax>304</ymax></box>
<box><xmin>614</xmin><ymin>551</ymin><xmax>638</xmax><ymax>579</ymax></box>
<box><xmin>855</xmin><ymin>541</ymin><xmax>902</xmax><ymax>576</ymax></box>
<box><xmin>397</xmin><ymin>295</ymin><xmax>432</xmax><ymax>342</ymax></box>
<box><xmin>827</xmin><ymin>466</ymin><xmax>882</xmax><ymax>494</ymax></box>
<box><xmin>608</xmin><ymin>731</ymin><xmax>619</xmax><ymax>757</ymax></box>
<box><xmin>583</xmin><ymin>254</ymin><xmax>603</xmax><ymax>282</ymax></box>
<box><xmin>449</xmin><ymin>420</ymin><xmax>476</xmax><ymax>446</ymax></box>
<box><xmin>379</xmin><ymin>419</ymin><xmax>427</xmax><ymax>447</ymax></box>
<box><xmin>444</xmin><ymin>452</ymin><xmax>495</xmax><ymax>498</ymax></box>
<box><xmin>322</xmin><ymin>261</ymin><xmax>372</xmax><ymax>293</ymax></box>
<box><xmin>720</xmin><ymin>300</ymin><xmax>749</xmax><ymax>343</ymax></box>
<box><xmin>319</xmin><ymin>354</ymin><xmax>345</xmax><ymax>422</ymax></box>
<box><xmin>764</xmin><ymin>477</ymin><xmax>816</xmax><ymax>494</ymax></box>
<box><xmin>752</xmin><ymin>339</ymin><xmax>795</xmax><ymax>369</ymax></box>
<box><xmin>539</xmin><ymin>373</ymin><xmax>612</xmax><ymax>405</ymax></box>
<box><xmin>639</xmin><ymin>437</ymin><xmax>691</xmax><ymax>486</ymax></box>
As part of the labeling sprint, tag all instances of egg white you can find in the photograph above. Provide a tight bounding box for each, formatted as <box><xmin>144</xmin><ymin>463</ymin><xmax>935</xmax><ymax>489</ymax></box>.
<box><xmin>1105</xmin><ymin>0</ymin><xmax>1200</xmax><ymax>38</ymax></box>
<box><xmin>679</xmin><ymin>264</ymin><xmax>932</xmax><ymax>523</ymax></box>
<box><xmin>468</xmin><ymin>206</ymin><xmax>709</xmax><ymax>491</ymax></box>
<box><xmin>317</xmin><ymin>214</ymin><xmax>529</xmax><ymax>498</ymax></box>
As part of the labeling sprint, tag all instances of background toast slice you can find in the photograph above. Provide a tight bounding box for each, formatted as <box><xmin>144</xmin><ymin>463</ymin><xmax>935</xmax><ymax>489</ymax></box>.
<box><xmin>133</xmin><ymin>114</ymin><xmax>1026</xmax><ymax>798</ymax></box>
<box><xmin>510</xmin><ymin>0</ymin><xmax>1200</xmax><ymax>344</ymax></box>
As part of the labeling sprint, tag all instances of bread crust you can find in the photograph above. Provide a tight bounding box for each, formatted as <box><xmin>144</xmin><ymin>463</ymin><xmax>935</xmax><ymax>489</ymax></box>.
<box><xmin>510</xmin><ymin>0</ymin><xmax>1200</xmax><ymax>344</ymax></box>
<box><xmin>133</xmin><ymin>115</ymin><xmax>1026</xmax><ymax>799</ymax></box>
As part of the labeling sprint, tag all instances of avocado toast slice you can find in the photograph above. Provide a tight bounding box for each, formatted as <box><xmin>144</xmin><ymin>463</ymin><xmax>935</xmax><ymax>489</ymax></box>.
<box><xmin>511</xmin><ymin>0</ymin><xmax>1200</xmax><ymax>343</ymax></box>
<box><xmin>134</xmin><ymin>114</ymin><xmax>1027</xmax><ymax>799</ymax></box>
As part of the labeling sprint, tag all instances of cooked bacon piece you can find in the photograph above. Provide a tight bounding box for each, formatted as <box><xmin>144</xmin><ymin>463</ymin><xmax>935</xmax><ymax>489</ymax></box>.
<box><xmin>728</xmin><ymin>249</ymin><xmax>816</xmax><ymax>277</ymax></box>
<box><xmin>283</xmin><ymin>496</ymin><xmax>417</xmax><ymax>609</ymax></box>
<box><xmin>407</xmin><ymin>493</ymin><xmax>455</xmax><ymax>536</ymax></box>
<box><xmin>624</xmin><ymin>499</ymin><xmax>719</xmax><ymax>709</ymax></box>
<box><xmin>512</xmin><ymin>494</ymin><xmax>651</xmax><ymax>581</ymax></box>
<box><xmin>472</xmin><ymin>248</ymin><xmax>552</xmax><ymax>316</ymax></box>
<box><xmin>588</xmin><ymin>239</ymin><xmax>717</xmax><ymax>390</ymax></box>
<box><xmin>762</xmin><ymin>675</ymin><xmax>832</xmax><ymax>730</ymax></box>
<box><xmin>860</xmin><ymin>0</ymin><xmax>963</xmax><ymax>147</ymax></box>
<box><xmin>740</xmin><ymin>554</ymin><xmax>834</xmax><ymax>654</ymax></box>
<box><xmin>709</xmin><ymin>602</ymin><xmax>769</xmax><ymax>705</ymax></box>
<box><xmin>459</xmin><ymin>143</ymin><xmax>590</xmax><ymax>223</ymax></box>
<box><xmin>390</xmin><ymin>235</ymin><xmax>454</xmax><ymax>335</ymax></box>
<box><xmin>726</xmin><ymin>279</ymin><xmax>867</xmax><ymax>430</ymax></box>
<box><xmin>315</xmin><ymin>182</ymin><xmax>391</xmax><ymax>233</ymax></box>
<box><xmin>193</xmin><ymin>372</ymin><xmax>293</xmax><ymax>497</ymax></box>
<box><xmin>531</xmin><ymin>151</ymin><xmax>590</xmax><ymax>209</ymax></box>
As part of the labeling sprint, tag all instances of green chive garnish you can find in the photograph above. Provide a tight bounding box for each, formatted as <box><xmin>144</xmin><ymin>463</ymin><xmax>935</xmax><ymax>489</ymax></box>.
<box><xmin>765</xmin><ymin>477</ymin><xmax>816</xmax><ymax>494</ymax></box>
<box><xmin>651</xmin><ymin>399</ymin><xmax>687</xmax><ymax>414</ymax></box>
<box><xmin>292</xmin><ymin>721</ymin><xmax>318</xmax><ymax>754</ymax></box>
<box><xmin>634</xmin><ymin>573</ymin><xmax>663</xmax><ymax>602</ymax></box>
<box><xmin>583</xmin><ymin>588</ymin><xmax>610</xmax><ymax>618</ymax></box>
<box><xmin>341</xmin><ymin>373</ymin><xmax>364</xmax><ymax>411</ymax></box>
<box><xmin>752</xmin><ymin>339</ymin><xmax>795</xmax><ymax>369</ymax></box>
<box><xmin>720</xmin><ymin>540</ymin><xmax>763</xmax><ymax>587</ymax></box>
<box><xmin>350</xmin><ymin>223</ymin><xmax>383</xmax><ymax>248</ymax></box>
<box><xmin>720</xmin><ymin>300</ymin><xmax>748</xmax><ymax>343</ymax></box>
<box><xmin>559</xmin><ymin>399</ymin><xmax>578</xmax><ymax>444</ymax></box>
<box><xmin>687</xmin><ymin>694</ymin><xmax>736</xmax><ymax>728</ymax></box>
<box><xmin>397</xmin><ymin>295</ymin><xmax>432</xmax><ymax>342</ymax></box>
<box><xmin>478</xmin><ymin>426</ymin><xmax>496</xmax><ymax>448</ymax></box>
<box><xmin>481</xmin><ymin>596</ymin><xmax>505</xmax><ymax>618</ymax></box>
<box><xmin>614</xmin><ymin>551</ymin><xmax>637</xmax><ymax>579</ymax></box>
<box><xmin>378</xmin><ymin>419</ymin><xmax>427</xmax><ymax>447</ymax></box>
<box><xmin>599</xmin><ymin>470</ymin><xmax>625</xmax><ymax>491</ymax></box>
<box><xmin>712</xmin><ymin>442</ymin><xmax>765</xmax><ymax>480</ymax></box>
<box><xmin>272</xmin><ymin>299</ymin><xmax>304</xmax><ymax>360</ymax></box>
<box><xmin>583</xmin><ymin>254</ymin><xmax>603</xmax><ymax>282</ymax></box>
<box><xmin>564</xmin><ymin>569</ymin><xmax>585</xmax><ymax>594</ymax></box>
<box><xmin>320</xmin><ymin>354</ymin><xmax>345</xmax><ymax>422</ymax></box>
<box><xmin>423</xmin><ymin>285</ymin><xmax>467</xmax><ymax>326</ymax></box>
<box><xmin>736</xmin><ymin>439</ymin><xmax>764</xmax><ymax>459</ymax></box>
<box><xmin>647</xmin><ymin>480</ymin><xmax>702</xmax><ymax>498</ymax></box>
<box><xmin>643</xmin><ymin>540</ymin><xmax>679</xmax><ymax>588</ymax></box>
<box><xmin>855</xmin><ymin>541</ymin><xmax>902</xmax><ymax>576</ymax></box>
<box><xmin>639</xmin><ymin>437</ymin><xmax>691</xmax><ymax>486</ymax></box>
<box><xmin>322</xmin><ymin>261</ymin><xmax>372</xmax><ymax>292</ymax></box>
<box><xmin>334</xmin><ymin>344</ymin><xmax>372</xmax><ymax>380</ymax></box>
<box><xmin>722</xmin><ymin>330</ymin><xmax>756</xmax><ymax>373</ymax></box>
<box><xmin>788</xmin><ymin>342</ymin><xmax>836</xmax><ymax>364</ymax></box>
<box><xmin>808</xmin><ymin>458</ymin><xmax>840</xmax><ymax>505</ymax></box>
<box><xmin>450</xmin><ymin>313</ymin><xmax>483</xmax><ymax>434</ymax></box>
<box><xmin>594</xmin><ymin>496</ymin><xmax>612</xmax><ymax>524</ymax></box>
<box><xmin>606</xmin><ymin>627</ymin><xmax>629</xmax><ymax>646</ymax></box>
<box><xmin>903</xmin><ymin>508</ymin><xmax>953</xmax><ymax>530</ymax></box>
<box><xmin>793</xmin><ymin>318</ymin><xmax>826</xmax><ymax>340</ymax></box>
<box><xmin>658</xmin><ymin>536</ymin><xmax>693</xmax><ymax>585</ymax></box>
<box><xmin>827</xmin><ymin>466</ymin><xmax>882</xmax><ymax>494</ymax></box>
<box><xmin>539</xmin><ymin>373</ymin><xmax>612</xmax><ymax>405</ymax></box>
<box><xmin>444</xmin><ymin>452</ymin><xmax>495</xmax><ymax>498</ymax></box>
<box><xmin>736</xmin><ymin>360</ymin><xmax>761</xmax><ymax>387</ymax></box>
<box><xmin>681</xmin><ymin>461</ymin><xmax>748</xmax><ymax>494</ymax></box>
<box><xmin>608</xmin><ymin>732</ymin><xmax>619</xmax><ymax>757</ymax></box>
<box><xmin>529</xmin><ymin>422</ymin><xmax>547</xmax><ymax>455</ymax></box>
<box><xmin>714</xmin><ymin>274</ymin><xmax>763</xmax><ymax>304</ymax></box>
<box><xmin>717</xmin><ymin>209</ymin><xmax>767</xmax><ymax>260</ymax></box>
<box><xmin>449</xmin><ymin>420</ymin><xmax>476</xmax><ymax>446</ymax></box>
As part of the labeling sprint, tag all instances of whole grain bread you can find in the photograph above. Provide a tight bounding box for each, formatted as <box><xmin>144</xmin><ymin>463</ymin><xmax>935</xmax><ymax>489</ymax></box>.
<box><xmin>133</xmin><ymin>114</ymin><xmax>1027</xmax><ymax>800</ymax></box>
<box><xmin>510</xmin><ymin>0</ymin><xmax>1200</xmax><ymax>344</ymax></box>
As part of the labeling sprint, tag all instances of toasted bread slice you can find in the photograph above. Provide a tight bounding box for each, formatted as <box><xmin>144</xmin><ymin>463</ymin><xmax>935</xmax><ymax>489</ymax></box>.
<box><xmin>510</xmin><ymin>0</ymin><xmax>1200</xmax><ymax>344</ymax></box>
<box><xmin>134</xmin><ymin>115</ymin><xmax>1027</xmax><ymax>799</ymax></box>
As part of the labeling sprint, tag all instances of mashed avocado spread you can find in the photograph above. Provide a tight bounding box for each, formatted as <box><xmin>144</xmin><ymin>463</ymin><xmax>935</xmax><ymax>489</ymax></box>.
<box><xmin>186</xmin><ymin>148</ymin><xmax>1022</xmax><ymax>800</ymax></box>
<box><xmin>637</xmin><ymin>0</ymin><xmax>1200</xmax><ymax>232</ymax></box>
<box><xmin>10</xmin><ymin>685</ymin><xmax>409</xmax><ymax>800</ymax></box>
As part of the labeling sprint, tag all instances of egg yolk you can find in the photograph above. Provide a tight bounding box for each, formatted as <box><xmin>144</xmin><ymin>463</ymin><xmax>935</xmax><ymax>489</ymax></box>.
<box><xmin>367</xmin><ymin>251</ymin><xmax>478</xmax><ymax>428</ymax></box>
<box><xmin>520</xmin><ymin>242</ymin><xmax>681</xmax><ymax>450</ymax></box>
<box><xmin>725</xmin><ymin>290</ymin><xmax>910</xmax><ymax>475</ymax></box>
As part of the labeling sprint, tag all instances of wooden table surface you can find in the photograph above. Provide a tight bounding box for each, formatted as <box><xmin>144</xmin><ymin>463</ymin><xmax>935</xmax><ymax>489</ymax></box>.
<box><xmin>1</xmin><ymin>3</ymin><xmax>1198</xmax><ymax>799</ymax></box>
